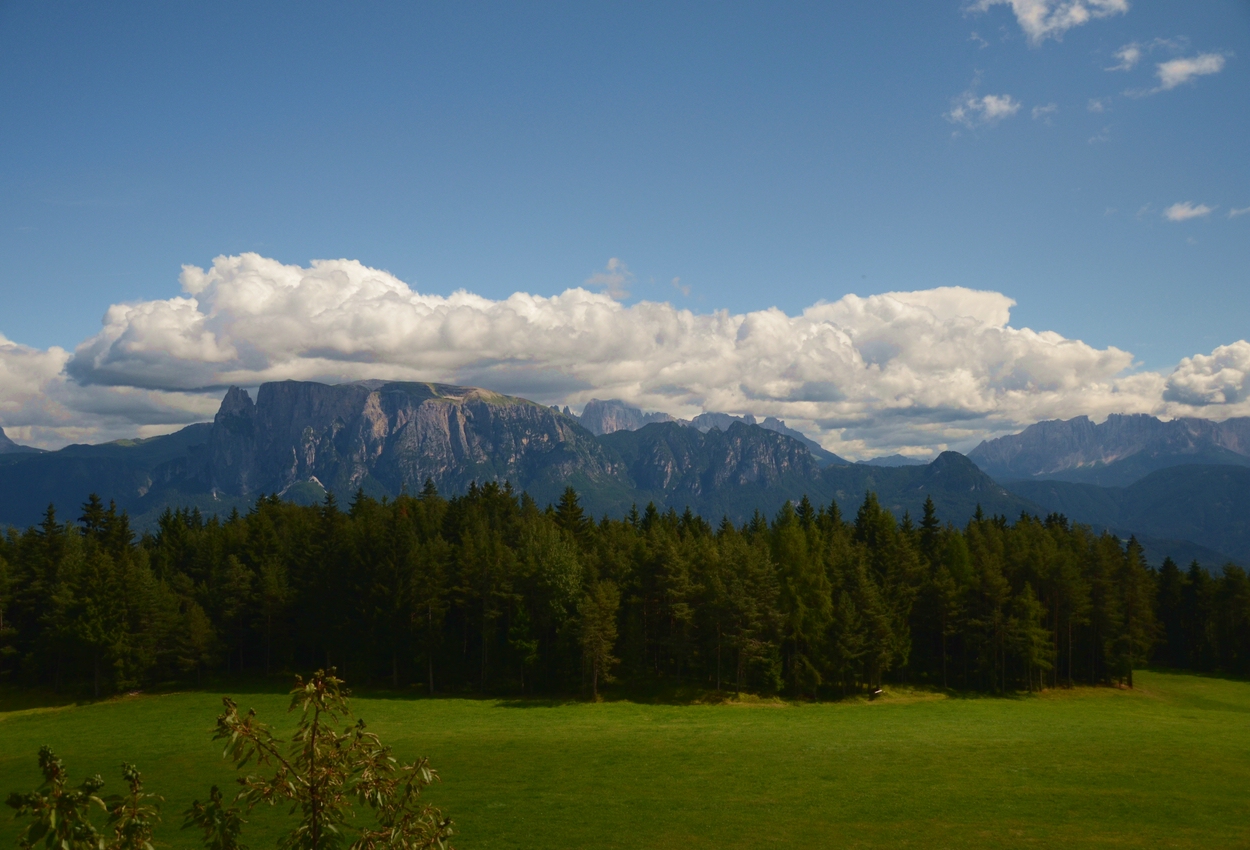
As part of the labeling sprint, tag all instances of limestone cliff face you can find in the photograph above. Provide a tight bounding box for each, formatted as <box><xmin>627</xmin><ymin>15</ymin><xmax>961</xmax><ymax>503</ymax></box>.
<box><xmin>577</xmin><ymin>399</ymin><xmax>674</xmax><ymax>435</ymax></box>
<box><xmin>199</xmin><ymin>380</ymin><xmax>623</xmax><ymax>499</ymax></box>
<box><xmin>968</xmin><ymin>414</ymin><xmax>1250</xmax><ymax>484</ymax></box>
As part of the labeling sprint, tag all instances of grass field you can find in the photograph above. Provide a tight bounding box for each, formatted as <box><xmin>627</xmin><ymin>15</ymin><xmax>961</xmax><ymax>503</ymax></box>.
<box><xmin>1</xmin><ymin>671</ymin><xmax>1248</xmax><ymax>848</ymax></box>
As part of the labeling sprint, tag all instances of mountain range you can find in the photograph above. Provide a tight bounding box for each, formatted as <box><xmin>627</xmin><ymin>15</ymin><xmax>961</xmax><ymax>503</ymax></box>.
<box><xmin>968</xmin><ymin>413</ymin><xmax>1250</xmax><ymax>486</ymax></box>
<box><xmin>1</xmin><ymin>385</ymin><xmax>1249</xmax><ymax>567</ymax></box>
<box><xmin>0</xmin><ymin>380</ymin><xmax>1019</xmax><ymax>530</ymax></box>
<box><xmin>572</xmin><ymin>398</ymin><xmax>848</xmax><ymax>465</ymax></box>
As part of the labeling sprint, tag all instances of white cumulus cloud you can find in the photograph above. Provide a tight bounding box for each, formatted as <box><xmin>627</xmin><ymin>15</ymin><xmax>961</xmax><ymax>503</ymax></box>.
<box><xmin>1164</xmin><ymin>341</ymin><xmax>1250</xmax><ymax>406</ymax></box>
<box><xmin>2</xmin><ymin>254</ymin><xmax>1249</xmax><ymax>457</ymax></box>
<box><xmin>1108</xmin><ymin>42</ymin><xmax>1143</xmax><ymax>70</ymax></box>
<box><xmin>0</xmin><ymin>252</ymin><xmax>1223</xmax><ymax>458</ymax></box>
<box><xmin>1230</xmin><ymin>206</ymin><xmax>1250</xmax><ymax>218</ymax></box>
<box><xmin>1155</xmin><ymin>53</ymin><xmax>1227</xmax><ymax>91</ymax></box>
<box><xmin>0</xmin><ymin>332</ymin><xmax>217</xmax><ymax>448</ymax></box>
<box><xmin>966</xmin><ymin>0</ymin><xmax>1129</xmax><ymax>45</ymax></box>
<box><xmin>946</xmin><ymin>91</ymin><xmax>1022</xmax><ymax>128</ymax></box>
<box><xmin>1164</xmin><ymin>201</ymin><xmax>1214</xmax><ymax>221</ymax></box>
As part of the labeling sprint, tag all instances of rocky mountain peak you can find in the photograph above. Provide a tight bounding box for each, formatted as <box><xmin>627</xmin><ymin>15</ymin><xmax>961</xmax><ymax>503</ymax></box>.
<box><xmin>217</xmin><ymin>386</ymin><xmax>255</xmax><ymax>417</ymax></box>
<box><xmin>577</xmin><ymin>398</ymin><xmax>675</xmax><ymax>435</ymax></box>
<box><xmin>197</xmin><ymin>379</ymin><xmax>619</xmax><ymax>503</ymax></box>
<box><xmin>0</xmin><ymin>426</ymin><xmax>29</xmax><ymax>454</ymax></box>
<box><xmin>968</xmin><ymin>413</ymin><xmax>1250</xmax><ymax>485</ymax></box>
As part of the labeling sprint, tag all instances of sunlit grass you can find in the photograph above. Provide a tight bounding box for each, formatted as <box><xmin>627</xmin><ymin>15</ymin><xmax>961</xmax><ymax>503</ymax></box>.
<box><xmin>2</xmin><ymin>670</ymin><xmax>1248</xmax><ymax>848</ymax></box>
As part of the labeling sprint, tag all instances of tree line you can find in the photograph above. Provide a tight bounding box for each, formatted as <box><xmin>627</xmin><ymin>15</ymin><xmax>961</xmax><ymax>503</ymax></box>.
<box><xmin>1</xmin><ymin>482</ymin><xmax>1248</xmax><ymax>699</ymax></box>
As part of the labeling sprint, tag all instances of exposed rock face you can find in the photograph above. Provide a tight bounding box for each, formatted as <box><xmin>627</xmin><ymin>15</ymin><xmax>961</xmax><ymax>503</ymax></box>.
<box><xmin>968</xmin><ymin>414</ymin><xmax>1250</xmax><ymax>485</ymax></box>
<box><xmin>688</xmin><ymin>412</ymin><xmax>756</xmax><ymax>432</ymax></box>
<box><xmin>690</xmin><ymin>413</ymin><xmax>848</xmax><ymax>466</ymax></box>
<box><xmin>576</xmin><ymin>400</ymin><xmax>848</xmax><ymax>466</ymax></box>
<box><xmin>577</xmin><ymin>399</ymin><xmax>674</xmax><ymax>435</ymax></box>
<box><xmin>598</xmin><ymin>421</ymin><xmax>831</xmax><ymax>519</ymax></box>
<box><xmin>197</xmin><ymin>380</ymin><xmax>623</xmax><ymax>500</ymax></box>
<box><xmin>617</xmin><ymin>421</ymin><xmax>821</xmax><ymax>495</ymax></box>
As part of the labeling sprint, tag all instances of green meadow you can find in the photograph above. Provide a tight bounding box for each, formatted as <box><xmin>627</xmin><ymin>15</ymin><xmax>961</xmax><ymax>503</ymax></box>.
<box><xmin>2</xmin><ymin>670</ymin><xmax>1248</xmax><ymax>849</ymax></box>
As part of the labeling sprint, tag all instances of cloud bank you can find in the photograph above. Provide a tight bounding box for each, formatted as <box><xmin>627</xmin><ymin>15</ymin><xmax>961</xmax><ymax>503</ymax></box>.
<box><xmin>0</xmin><ymin>332</ymin><xmax>218</xmax><ymax>448</ymax></box>
<box><xmin>3</xmin><ymin>253</ymin><xmax>1250</xmax><ymax>458</ymax></box>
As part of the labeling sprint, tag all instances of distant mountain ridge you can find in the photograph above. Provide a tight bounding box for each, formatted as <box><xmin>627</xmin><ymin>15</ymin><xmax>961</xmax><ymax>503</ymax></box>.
<box><xmin>0</xmin><ymin>427</ymin><xmax>39</xmax><ymax>455</ymax></box>
<box><xmin>856</xmin><ymin>454</ymin><xmax>928</xmax><ymax>468</ymax></box>
<box><xmin>573</xmin><ymin>398</ymin><xmax>849</xmax><ymax>466</ymax></box>
<box><xmin>577</xmin><ymin>399</ymin><xmax>675</xmax><ymax>435</ymax></box>
<box><xmin>197</xmin><ymin>380</ymin><xmax>626</xmax><ymax>507</ymax></box>
<box><xmin>968</xmin><ymin>413</ymin><xmax>1250</xmax><ymax>486</ymax></box>
<box><xmin>0</xmin><ymin>381</ymin><xmax>1013</xmax><ymax>532</ymax></box>
<box><xmin>1010</xmin><ymin>465</ymin><xmax>1250</xmax><ymax>566</ymax></box>
<box><xmin>2</xmin><ymin>386</ymin><xmax>1249</xmax><ymax>568</ymax></box>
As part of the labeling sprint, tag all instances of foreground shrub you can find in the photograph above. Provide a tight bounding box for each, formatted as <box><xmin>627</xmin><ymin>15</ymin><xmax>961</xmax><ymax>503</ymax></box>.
<box><xmin>185</xmin><ymin>668</ymin><xmax>453</xmax><ymax>850</ymax></box>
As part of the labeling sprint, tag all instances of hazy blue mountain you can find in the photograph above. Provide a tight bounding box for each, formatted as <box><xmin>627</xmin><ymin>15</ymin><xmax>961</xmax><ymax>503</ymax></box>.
<box><xmin>822</xmin><ymin>451</ymin><xmax>1038</xmax><ymax>527</ymax></box>
<box><xmin>0</xmin><ymin>427</ymin><xmax>40</xmax><ymax>455</ymax></box>
<box><xmin>0</xmin><ymin>424</ymin><xmax>213</xmax><ymax>528</ymax></box>
<box><xmin>600</xmin><ymin>426</ymin><xmax>1029</xmax><ymax>523</ymax></box>
<box><xmin>599</xmin><ymin>420</ymin><xmax>831</xmax><ymax>520</ymax></box>
<box><xmin>688</xmin><ymin>412</ymin><xmax>849</xmax><ymax>466</ymax></box>
<box><xmin>855</xmin><ymin>454</ymin><xmax>928</xmax><ymax>467</ymax></box>
<box><xmin>968</xmin><ymin>413</ymin><xmax>1250</xmax><ymax>486</ymax></box>
<box><xmin>1008</xmin><ymin>464</ymin><xmax>1250</xmax><ymax>565</ymax></box>
<box><xmin>575</xmin><ymin>399</ymin><xmax>850</xmax><ymax>466</ymax></box>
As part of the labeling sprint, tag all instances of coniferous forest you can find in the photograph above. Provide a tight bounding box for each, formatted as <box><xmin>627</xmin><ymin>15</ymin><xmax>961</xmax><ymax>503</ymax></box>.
<box><xmin>1</xmin><ymin>482</ymin><xmax>1248</xmax><ymax>700</ymax></box>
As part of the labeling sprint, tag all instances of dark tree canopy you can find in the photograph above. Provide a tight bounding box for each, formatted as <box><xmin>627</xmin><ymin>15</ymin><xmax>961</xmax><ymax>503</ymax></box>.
<box><xmin>1</xmin><ymin>484</ymin><xmax>1245</xmax><ymax>699</ymax></box>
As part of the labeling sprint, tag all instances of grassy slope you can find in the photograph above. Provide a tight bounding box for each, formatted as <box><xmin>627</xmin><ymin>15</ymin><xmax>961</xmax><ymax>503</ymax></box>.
<box><xmin>2</xmin><ymin>671</ymin><xmax>1249</xmax><ymax>849</ymax></box>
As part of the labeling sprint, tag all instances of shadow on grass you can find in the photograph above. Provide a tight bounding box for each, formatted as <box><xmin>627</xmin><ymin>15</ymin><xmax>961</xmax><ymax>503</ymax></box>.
<box><xmin>0</xmin><ymin>674</ymin><xmax>297</xmax><ymax>714</ymax></box>
<box><xmin>9</xmin><ymin>669</ymin><xmax>1219</xmax><ymax>715</ymax></box>
<box><xmin>1144</xmin><ymin>665</ymin><xmax>1250</xmax><ymax>684</ymax></box>
<box><xmin>0</xmin><ymin>685</ymin><xmax>85</xmax><ymax>714</ymax></box>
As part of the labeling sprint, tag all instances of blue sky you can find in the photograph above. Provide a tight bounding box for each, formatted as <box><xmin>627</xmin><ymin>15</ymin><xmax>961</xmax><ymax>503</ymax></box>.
<box><xmin>0</xmin><ymin>1</ymin><xmax>1248</xmax><ymax>455</ymax></box>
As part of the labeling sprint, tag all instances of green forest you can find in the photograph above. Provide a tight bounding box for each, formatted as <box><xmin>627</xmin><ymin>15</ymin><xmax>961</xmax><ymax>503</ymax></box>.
<box><xmin>1</xmin><ymin>482</ymin><xmax>1247</xmax><ymax>700</ymax></box>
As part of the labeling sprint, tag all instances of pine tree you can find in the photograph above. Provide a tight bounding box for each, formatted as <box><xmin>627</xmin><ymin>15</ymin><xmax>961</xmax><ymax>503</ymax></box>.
<box><xmin>919</xmin><ymin>496</ymin><xmax>940</xmax><ymax>566</ymax></box>
<box><xmin>189</xmin><ymin>670</ymin><xmax>453</xmax><ymax>850</ymax></box>
<box><xmin>1111</xmin><ymin>538</ymin><xmax>1156</xmax><ymax>688</ymax></box>
<box><xmin>579</xmin><ymin>581</ymin><xmax>620</xmax><ymax>699</ymax></box>
<box><xmin>1155</xmin><ymin>557</ymin><xmax>1186</xmax><ymax>668</ymax></box>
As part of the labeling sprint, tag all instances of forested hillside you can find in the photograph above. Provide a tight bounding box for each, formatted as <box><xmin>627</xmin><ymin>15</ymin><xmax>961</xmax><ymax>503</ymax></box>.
<box><xmin>1011</xmin><ymin>464</ymin><xmax>1250</xmax><ymax>565</ymax></box>
<box><xmin>3</xmin><ymin>483</ymin><xmax>1247</xmax><ymax>700</ymax></box>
